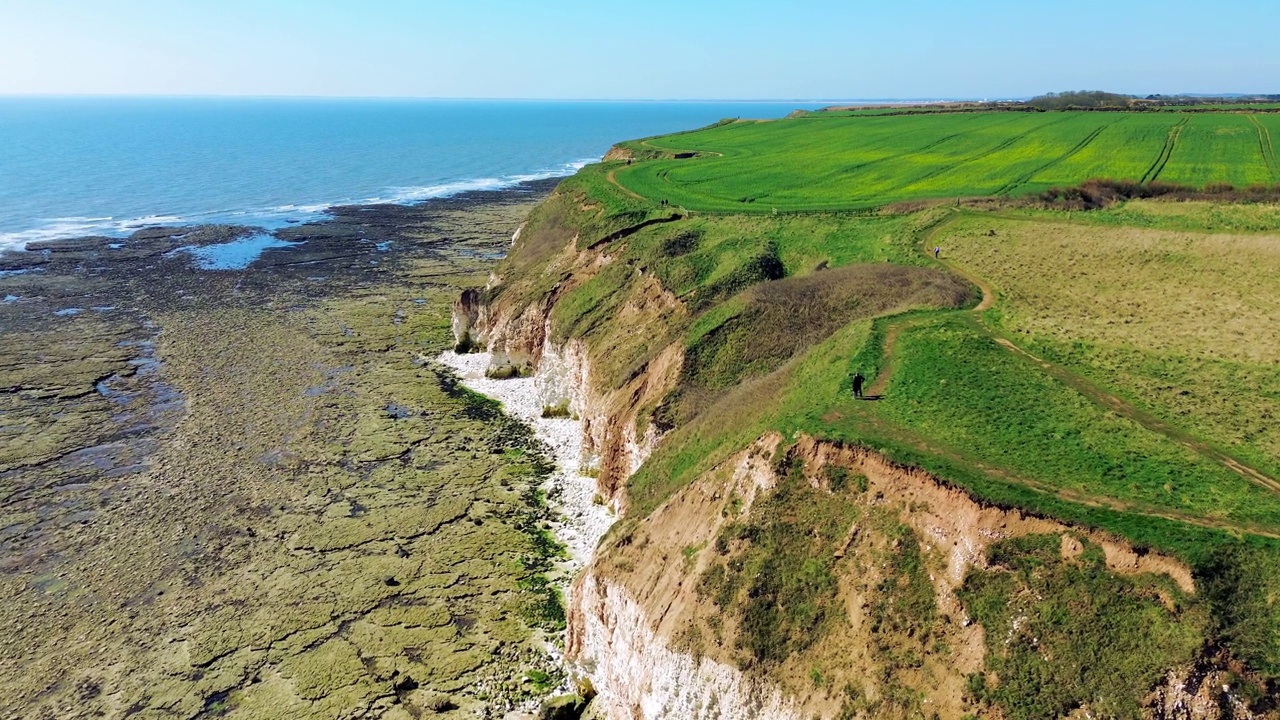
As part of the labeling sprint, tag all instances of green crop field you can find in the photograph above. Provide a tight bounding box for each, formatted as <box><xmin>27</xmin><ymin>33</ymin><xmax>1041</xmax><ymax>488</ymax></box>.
<box><xmin>611</xmin><ymin>111</ymin><xmax>1279</xmax><ymax>212</ymax></box>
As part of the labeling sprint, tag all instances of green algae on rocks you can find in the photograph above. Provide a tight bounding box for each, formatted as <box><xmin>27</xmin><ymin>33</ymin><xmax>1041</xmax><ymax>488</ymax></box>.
<box><xmin>0</xmin><ymin>182</ymin><xmax>572</xmax><ymax>719</ymax></box>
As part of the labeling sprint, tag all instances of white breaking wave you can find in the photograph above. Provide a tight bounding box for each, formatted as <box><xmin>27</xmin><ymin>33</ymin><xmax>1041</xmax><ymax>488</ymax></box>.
<box><xmin>0</xmin><ymin>213</ymin><xmax>226</xmax><ymax>252</ymax></box>
<box><xmin>375</xmin><ymin>177</ymin><xmax>512</xmax><ymax>204</ymax></box>
<box><xmin>0</xmin><ymin>218</ymin><xmax>114</xmax><ymax>252</ymax></box>
<box><xmin>268</xmin><ymin>202</ymin><xmax>332</xmax><ymax>214</ymax></box>
<box><xmin>371</xmin><ymin>157</ymin><xmax>598</xmax><ymax>205</ymax></box>
<box><xmin>0</xmin><ymin>157</ymin><xmax>599</xmax><ymax>253</ymax></box>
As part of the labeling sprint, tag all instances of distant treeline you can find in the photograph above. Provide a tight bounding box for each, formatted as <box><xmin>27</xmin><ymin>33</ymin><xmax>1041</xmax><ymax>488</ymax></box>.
<box><xmin>1029</xmin><ymin>90</ymin><xmax>1280</xmax><ymax>111</ymax></box>
<box><xmin>1144</xmin><ymin>93</ymin><xmax>1280</xmax><ymax>104</ymax></box>
<box><xmin>813</xmin><ymin>91</ymin><xmax>1280</xmax><ymax>117</ymax></box>
<box><xmin>1027</xmin><ymin>91</ymin><xmax>1132</xmax><ymax>110</ymax></box>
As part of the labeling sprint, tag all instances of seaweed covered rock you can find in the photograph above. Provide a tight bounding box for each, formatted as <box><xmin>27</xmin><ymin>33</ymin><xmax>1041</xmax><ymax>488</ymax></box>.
<box><xmin>453</xmin><ymin>287</ymin><xmax>483</xmax><ymax>352</ymax></box>
<box><xmin>539</xmin><ymin>693</ymin><xmax>588</xmax><ymax>720</ymax></box>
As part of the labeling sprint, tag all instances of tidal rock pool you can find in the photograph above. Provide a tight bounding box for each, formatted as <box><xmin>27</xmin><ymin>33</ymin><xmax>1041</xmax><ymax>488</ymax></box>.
<box><xmin>169</xmin><ymin>232</ymin><xmax>300</xmax><ymax>270</ymax></box>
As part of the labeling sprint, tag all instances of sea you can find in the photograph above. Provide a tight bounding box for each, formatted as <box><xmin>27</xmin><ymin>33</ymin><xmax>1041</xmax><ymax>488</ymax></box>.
<box><xmin>0</xmin><ymin>97</ymin><xmax>838</xmax><ymax>252</ymax></box>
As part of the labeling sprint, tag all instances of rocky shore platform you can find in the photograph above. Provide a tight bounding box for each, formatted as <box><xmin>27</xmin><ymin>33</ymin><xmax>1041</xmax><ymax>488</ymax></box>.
<box><xmin>0</xmin><ymin>179</ymin><xmax>570</xmax><ymax>719</ymax></box>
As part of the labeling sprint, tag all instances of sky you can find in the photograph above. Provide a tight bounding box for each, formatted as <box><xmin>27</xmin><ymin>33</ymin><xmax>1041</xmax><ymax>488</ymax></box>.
<box><xmin>1</xmin><ymin>0</ymin><xmax>1277</xmax><ymax>100</ymax></box>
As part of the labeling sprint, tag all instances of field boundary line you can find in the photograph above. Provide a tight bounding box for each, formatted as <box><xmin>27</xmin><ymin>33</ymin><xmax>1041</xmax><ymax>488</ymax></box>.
<box><xmin>988</xmin><ymin>335</ymin><xmax>1280</xmax><ymax>498</ymax></box>
<box><xmin>996</xmin><ymin>119</ymin><xmax>1118</xmax><ymax>196</ymax></box>
<box><xmin>868</xmin><ymin>210</ymin><xmax>1280</xmax><ymax>521</ymax></box>
<box><xmin>1140</xmin><ymin>116</ymin><xmax>1189</xmax><ymax>184</ymax></box>
<box><xmin>925</xmin><ymin>213</ymin><xmax>1280</xmax><ymax>502</ymax></box>
<box><xmin>886</xmin><ymin>114</ymin><xmax>1074</xmax><ymax>195</ymax></box>
<box><xmin>871</xmin><ymin>404</ymin><xmax>1280</xmax><ymax>540</ymax></box>
<box><xmin>862</xmin><ymin>212</ymin><xmax>1280</xmax><ymax>537</ymax></box>
<box><xmin>1247</xmin><ymin>115</ymin><xmax>1279</xmax><ymax>180</ymax></box>
<box><xmin>860</xmin><ymin>354</ymin><xmax>1280</xmax><ymax>540</ymax></box>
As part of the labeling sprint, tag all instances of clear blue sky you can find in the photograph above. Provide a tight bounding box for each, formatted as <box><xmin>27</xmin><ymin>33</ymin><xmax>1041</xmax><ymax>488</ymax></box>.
<box><xmin>2</xmin><ymin>0</ymin><xmax>1276</xmax><ymax>99</ymax></box>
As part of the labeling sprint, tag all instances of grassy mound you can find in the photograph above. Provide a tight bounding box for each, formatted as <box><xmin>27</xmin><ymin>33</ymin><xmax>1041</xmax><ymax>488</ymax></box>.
<box><xmin>657</xmin><ymin>263</ymin><xmax>972</xmax><ymax>429</ymax></box>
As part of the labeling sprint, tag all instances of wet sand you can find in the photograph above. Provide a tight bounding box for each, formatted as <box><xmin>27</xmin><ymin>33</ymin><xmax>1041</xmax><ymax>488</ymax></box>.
<box><xmin>0</xmin><ymin>180</ymin><xmax>567</xmax><ymax>719</ymax></box>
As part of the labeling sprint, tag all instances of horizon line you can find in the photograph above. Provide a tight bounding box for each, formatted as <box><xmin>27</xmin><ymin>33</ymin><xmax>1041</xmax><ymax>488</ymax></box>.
<box><xmin>0</xmin><ymin>92</ymin><xmax>1020</xmax><ymax>103</ymax></box>
<box><xmin>1</xmin><ymin>91</ymin><xmax>1270</xmax><ymax>103</ymax></box>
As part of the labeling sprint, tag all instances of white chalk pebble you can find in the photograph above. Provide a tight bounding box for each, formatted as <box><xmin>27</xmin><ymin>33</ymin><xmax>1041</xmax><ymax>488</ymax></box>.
<box><xmin>436</xmin><ymin>351</ymin><xmax>616</xmax><ymax>589</ymax></box>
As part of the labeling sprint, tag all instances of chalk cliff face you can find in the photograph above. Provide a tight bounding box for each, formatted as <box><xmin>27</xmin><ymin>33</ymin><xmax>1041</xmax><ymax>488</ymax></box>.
<box><xmin>461</xmin><ymin>201</ymin><xmax>682</xmax><ymax>510</ymax></box>
<box><xmin>453</xmin><ymin>185</ymin><xmax>1265</xmax><ymax>720</ymax></box>
<box><xmin>569</xmin><ymin>570</ymin><xmax>805</xmax><ymax>720</ymax></box>
<box><xmin>474</xmin><ymin>297</ymin><xmax>675</xmax><ymax>509</ymax></box>
<box><xmin>562</xmin><ymin>433</ymin><xmax>1254</xmax><ymax>720</ymax></box>
<box><xmin>566</xmin><ymin>435</ymin><xmax>805</xmax><ymax>720</ymax></box>
<box><xmin>451</xmin><ymin>288</ymin><xmax>482</xmax><ymax>352</ymax></box>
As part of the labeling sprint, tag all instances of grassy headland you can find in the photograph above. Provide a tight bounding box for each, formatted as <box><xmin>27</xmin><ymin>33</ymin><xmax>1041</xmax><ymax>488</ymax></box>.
<box><xmin>488</xmin><ymin>106</ymin><xmax>1280</xmax><ymax>713</ymax></box>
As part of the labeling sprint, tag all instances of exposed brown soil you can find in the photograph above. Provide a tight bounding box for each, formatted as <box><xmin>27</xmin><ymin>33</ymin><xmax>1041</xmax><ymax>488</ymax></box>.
<box><xmin>580</xmin><ymin>431</ymin><xmax>1196</xmax><ymax>720</ymax></box>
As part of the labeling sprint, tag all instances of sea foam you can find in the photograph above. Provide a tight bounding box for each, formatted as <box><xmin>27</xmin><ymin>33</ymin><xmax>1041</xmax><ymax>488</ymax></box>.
<box><xmin>0</xmin><ymin>158</ymin><xmax>598</xmax><ymax>253</ymax></box>
<box><xmin>372</xmin><ymin>158</ymin><xmax>596</xmax><ymax>205</ymax></box>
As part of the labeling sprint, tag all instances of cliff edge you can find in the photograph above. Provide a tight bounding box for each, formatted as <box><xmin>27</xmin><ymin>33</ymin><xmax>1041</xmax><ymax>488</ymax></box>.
<box><xmin>450</xmin><ymin>159</ymin><xmax>1278</xmax><ymax>720</ymax></box>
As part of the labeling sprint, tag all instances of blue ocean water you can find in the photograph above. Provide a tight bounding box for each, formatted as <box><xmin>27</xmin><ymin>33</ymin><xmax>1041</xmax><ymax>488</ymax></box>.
<box><xmin>166</xmin><ymin>232</ymin><xmax>298</xmax><ymax>270</ymax></box>
<box><xmin>0</xmin><ymin>98</ymin><xmax>834</xmax><ymax>251</ymax></box>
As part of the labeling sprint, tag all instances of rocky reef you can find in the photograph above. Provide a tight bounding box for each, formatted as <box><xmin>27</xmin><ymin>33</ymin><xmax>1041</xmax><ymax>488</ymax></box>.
<box><xmin>0</xmin><ymin>180</ymin><xmax>585</xmax><ymax>719</ymax></box>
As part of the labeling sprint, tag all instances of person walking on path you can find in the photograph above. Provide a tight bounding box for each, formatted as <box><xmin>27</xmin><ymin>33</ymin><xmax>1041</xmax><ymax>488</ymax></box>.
<box><xmin>851</xmin><ymin>371</ymin><xmax>865</xmax><ymax>399</ymax></box>
<box><xmin>934</xmin><ymin>246</ymin><xmax>941</xmax><ymax>259</ymax></box>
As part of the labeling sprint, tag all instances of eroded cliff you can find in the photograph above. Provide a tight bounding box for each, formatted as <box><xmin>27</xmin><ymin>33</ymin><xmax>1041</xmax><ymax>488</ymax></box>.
<box><xmin>457</xmin><ymin>185</ymin><xmax>686</xmax><ymax>511</ymax></box>
<box><xmin>452</xmin><ymin>165</ymin><xmax>1276</xmax><ymax>720</ymax></box>
<box><xmin>569</xmin><ymin>433</ymin><xmax>1248</xmax><ymax>720</ymax></box>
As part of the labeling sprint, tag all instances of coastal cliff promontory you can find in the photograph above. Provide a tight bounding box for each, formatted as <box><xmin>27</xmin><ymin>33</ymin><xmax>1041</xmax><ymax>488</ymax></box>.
<box><xmin>453</xmin><ymin>134</ymin><xmax>1280</xmax><ymax>719</ymax></box>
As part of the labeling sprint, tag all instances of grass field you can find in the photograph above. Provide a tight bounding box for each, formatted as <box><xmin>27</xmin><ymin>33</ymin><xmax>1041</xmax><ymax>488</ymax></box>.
<box><xmin>872</xmin><ymin>315</ymin><xmax>1280</xmax><ymax>531</ymax></box>
<box><xmin>611</xmin><ymin>111</ymin><xmax>1280</xmax><ymax>212</ymax></box>
<box><xmin>938</xmin><ymin>206</ymin><xmax>1280</xmax><ymax>483</ymax></box>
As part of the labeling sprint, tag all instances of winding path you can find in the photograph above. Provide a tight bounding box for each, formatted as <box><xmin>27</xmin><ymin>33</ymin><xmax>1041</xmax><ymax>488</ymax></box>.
<box><xmin>600</xmin><ymin>151</ymin><xmax>1280</xmax><ymax>536</ymax></box>
<box><xmin>862</xmin><ymin>210</ymin><xmax>1280</xmax><ymax>535</ymax></box>
<box><xmin>865</xmin><ymin>214</ymin><xmax>991</xmax><ymax>397</ymax></box>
